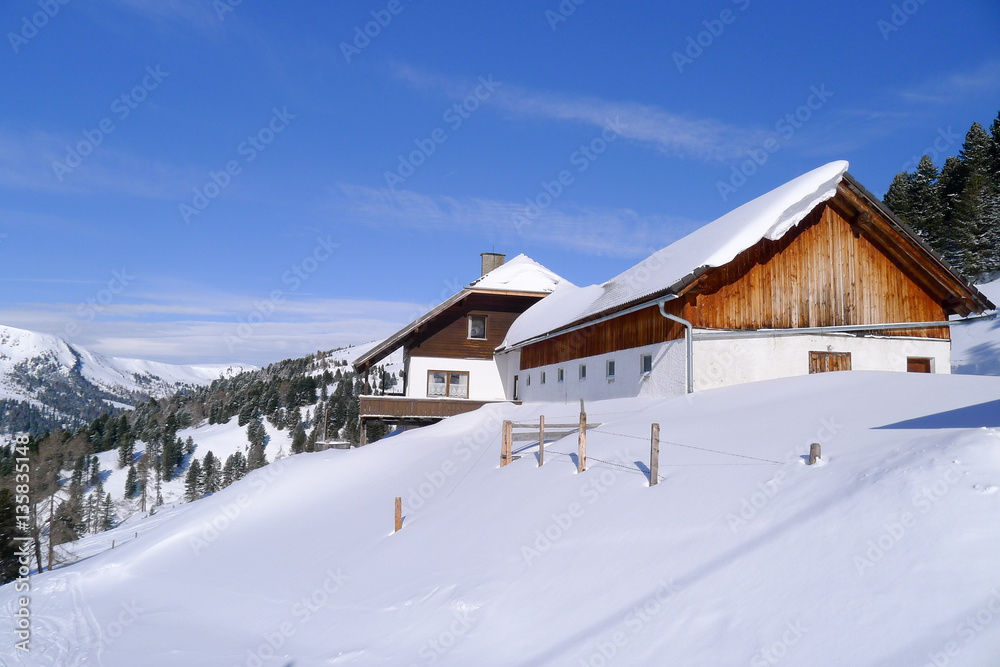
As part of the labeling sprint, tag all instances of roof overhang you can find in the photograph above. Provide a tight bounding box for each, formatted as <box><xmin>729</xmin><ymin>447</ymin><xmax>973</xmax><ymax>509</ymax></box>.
<box><xmin>353</xmin><ymin>288</ymin><xmax>551</xmax><ymax>372</ymax></box>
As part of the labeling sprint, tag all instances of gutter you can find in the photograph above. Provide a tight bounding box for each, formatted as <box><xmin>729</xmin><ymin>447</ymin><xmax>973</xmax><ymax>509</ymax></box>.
<box><xmin>657</xmin><ymin>296</ymin><xmax>693</xmax><ymax>394</ymax></box>
<box><xmin>690</xmin><ymin>312</ymin><xmax>997</xmax><ymax>341</ymax></box>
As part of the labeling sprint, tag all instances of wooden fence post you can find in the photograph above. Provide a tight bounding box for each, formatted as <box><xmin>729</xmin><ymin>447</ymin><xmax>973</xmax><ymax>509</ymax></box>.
<box><xmin>394</xmin><ymin>497</ymin><xmax>402</xmax><ymax>532</ymax></box>
<box><xmin>501</xmin><ymin>420</ymin><xmax>512</xmax><ymax>467</ymax></box>
<box><xmin>538</xmin><ymin>415</ymin><xmax>545</xmax><ymax>467</ymax></box>
<box><xmin>578</xmin><ymin>409</ymin><xmax>587</xmax><ymax>473</ymax></box>
<box><xmin>649</xmin><ymin>423</ymin><xmax>660</xmax><ymax>486</ymax></box>
<box><xmin>809</xmin><ymin>443</ymin><xmax>821</xmax><ymax>465</ymax></box>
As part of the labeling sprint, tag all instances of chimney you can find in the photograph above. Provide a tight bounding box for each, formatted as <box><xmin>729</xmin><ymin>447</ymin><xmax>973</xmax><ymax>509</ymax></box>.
<box><xmin>481</xmin><ymin>252</ymin><xmax>506</xmax><ymax>276</ymax></box>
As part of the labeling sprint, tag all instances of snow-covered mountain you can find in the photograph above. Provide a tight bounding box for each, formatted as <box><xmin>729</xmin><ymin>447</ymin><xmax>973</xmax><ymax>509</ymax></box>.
<box><xmin>0</xmin><ymin>324</ymin><xmax>253</xmax><ymax>433</ymax></box>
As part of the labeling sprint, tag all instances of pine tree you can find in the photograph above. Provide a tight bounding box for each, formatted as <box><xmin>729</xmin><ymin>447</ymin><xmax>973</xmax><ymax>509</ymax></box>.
<box><xmin>222</xmin><ymin>451</ymin><xmax>248</xmax><ymax>487</ymax></box>
<box><xmin>124</xmin><ymin>465</ymin><xmax>138</xmax><ymax>499</ymax></box>
<box><xmin>88</xmin><ymin>456</ymin><xmax>101</xmax><ymax>487</ymax></box>
<box><xmin>184</xmin><ymin>436</ymin><xmax>195</xmax><ymax>457</ymax></box>
<box><xmin>117</xmin><ymin>437</ymin><xmax>135</xmax><ymax>470</ymax></box>
<box><xmin>202</xmin><ymin>451</ymin><xmax>221</xmax><ymax>494</ymax></box>
<box><xmin>0</xmin><ymin>488</ymin><xmax>24</xmax><ymax>585</ymax></box>
<box><xmin>101</xmin><ymin>493</ymin><xmax>114</xmax><ymax>531</ymax></box>
<box><xmin>291</xmin><ymin>424</ymin><xmax>307</xmax><ymax>455</ymax></box>
<box><xmin>247</xmin><ymin>419</ymin><xmax>267</xmax><ymax>470</ymax></box>
<box><xmin>184</xmin><ymin>459</ymin><xmax>203</xmax><ymax>502</ymax></box>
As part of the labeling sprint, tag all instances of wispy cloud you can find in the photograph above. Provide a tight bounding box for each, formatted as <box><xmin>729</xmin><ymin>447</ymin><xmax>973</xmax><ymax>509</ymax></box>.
<box><xmin>0</xmin><ymin>129</ymin><xmax>195</xmax><ymax>199</ymax></box>
<box><xmin>898</xmin><ymin>59</ymin><xmax>1000</xmax><ymax>105</ymax></box>
<box><xmin>392</xmin><ymin>65</ymin><xmax>768</xmax><ymax>162</ymax></box>
<box><xmin>0</xmin><ymin>283</ymin><xmax>423</xmax><ymax>365</ymax></box>
<box><xmin>331</xmin><ymin>182</ymin><xmax>701</xmax><ymax>259</ymax></box>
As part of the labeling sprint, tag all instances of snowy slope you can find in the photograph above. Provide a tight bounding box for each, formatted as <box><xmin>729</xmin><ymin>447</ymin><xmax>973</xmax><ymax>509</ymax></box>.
<box><xmin>952</xmin><ymin>278</ymin><xmax>1000</xmax><ymax>375</ymax></box>
<box><xmin>5</xmin><ymin>370</ymin><xmax>1000</xmax><ymax>665</ymax></box>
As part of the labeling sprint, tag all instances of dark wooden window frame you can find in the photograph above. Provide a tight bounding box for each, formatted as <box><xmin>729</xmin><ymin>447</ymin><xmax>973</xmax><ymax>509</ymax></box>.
<box><xmin>426</xmin><ymin>370</ymin><xmax>470</xmax><ymax>399</ymax></box>
<box><xmin>467</xmin><ymin>314</ymin><xmax>487</xmax><ymax>340</ymax></box>
<box><xmin>907</xmin><ymin>357</ymin><xmax>933</xmax><ymax>373</ymax></box>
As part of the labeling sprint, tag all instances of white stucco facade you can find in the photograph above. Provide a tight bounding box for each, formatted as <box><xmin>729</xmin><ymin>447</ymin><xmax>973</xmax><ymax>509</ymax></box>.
<box><xmin>404</xmin><ymin>354</ymin><xmax>507</xmax><ymax>401</ymax></box>
<box><xmin>693</xmin><ymin>333</ymin><xmax>950</xmax><ymax>391</ymax></box>
<box><xmin>497</xmin><ymin>332</ymin><xmax>951</xmax><ymax>402</ymax></box>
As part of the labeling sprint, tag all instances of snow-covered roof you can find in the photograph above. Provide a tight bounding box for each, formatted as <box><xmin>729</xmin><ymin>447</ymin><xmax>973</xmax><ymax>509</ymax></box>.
<box><xmin>468</xmin><ymin>253</ymin><xmax>563</xmax><ymax>293</ymax></box>
<box><xmin>502</xmin><ymin>161</ymin><xmax>850</xmax><ymax>349</ymax></box>
<box><xmin>354</xmin><ymin>254</ymin><xmax>565</xmax><ymax>370</ymax></box>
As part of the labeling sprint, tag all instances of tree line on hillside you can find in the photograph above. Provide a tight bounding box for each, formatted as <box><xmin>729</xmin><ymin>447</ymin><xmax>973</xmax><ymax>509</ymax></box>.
<box><xmin>0</xmin><ymin>347</ymin><xmax>396</xmax><ymax>583</ymax></box>
<box><xmin>883</xmin><ymin>110</ymin><xmax>1000</xmax><ymax>280</ymax></box>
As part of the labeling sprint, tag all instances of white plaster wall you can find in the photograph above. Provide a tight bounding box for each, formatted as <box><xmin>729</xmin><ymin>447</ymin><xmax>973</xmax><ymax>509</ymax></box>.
<box><xmin>404</xmin><ymin>356</ymin><xmax>507</xmax><ymax>400</ymax></box>
<box><xmin>693</xmin><ymin>333</ymin><xmax>951</xmax><ymax>391</ymax></box>
<box><xmin>503</xmin><ymin>341</ymin><xmax>688</xmax><ymax>404</ymax></box>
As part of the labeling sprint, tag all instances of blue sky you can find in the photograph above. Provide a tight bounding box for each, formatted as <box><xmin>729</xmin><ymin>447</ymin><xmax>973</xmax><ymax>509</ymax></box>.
<box><xmin>1</xmin><ymin>0</ymin><xmax>998</xmax><ymax>366</ymax></box>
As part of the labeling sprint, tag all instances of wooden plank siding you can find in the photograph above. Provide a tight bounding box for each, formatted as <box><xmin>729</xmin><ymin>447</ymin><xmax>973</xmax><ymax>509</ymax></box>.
<box><xmin>410</xmin><ymin>293</ymin><xmax>542</xmax><ymax>360</ymax></box>
<box><xmin>520</xmin><ymin>192</ymin><xmax>950</xmax><ymax>371</ymax></box>
<box><xmin>360</xmin><ymin>396</ymin><xmax>498</xmax><ymax>420</ymax></box>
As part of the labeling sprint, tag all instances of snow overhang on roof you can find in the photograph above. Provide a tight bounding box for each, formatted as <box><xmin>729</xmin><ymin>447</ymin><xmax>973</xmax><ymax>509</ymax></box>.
<box><xmin>499</xmin><ymin>160</ymin><xmax>994</xmax><ymax>352</ymax></box>
<box><xmin>501</xmin><ymin>161</ymin><xmax>850</xmax><ymax>350</ymax></box>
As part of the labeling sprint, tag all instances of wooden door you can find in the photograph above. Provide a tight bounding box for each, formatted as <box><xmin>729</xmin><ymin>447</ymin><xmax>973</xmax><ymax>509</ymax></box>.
<box><xmin>809</xmin><ymin>351</ymin><xmax>852</xmax><ymax>374</ymax></box>
<box><xmin>907</xmin><ymin>357</ymin><xmax>932</xmax><ymax>373</ymax></box>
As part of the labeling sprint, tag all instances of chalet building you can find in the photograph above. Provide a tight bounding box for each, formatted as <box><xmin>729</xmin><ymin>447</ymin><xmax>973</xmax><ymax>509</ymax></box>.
<box><xmin>495</xmin><ymin>161</ymin><xmax>995</xmax><ymax>403</ymax></box>
<box><xmin>353</xmin><ymin>253</ymin><xmax>563</xmax><ymax>438</ymax></box>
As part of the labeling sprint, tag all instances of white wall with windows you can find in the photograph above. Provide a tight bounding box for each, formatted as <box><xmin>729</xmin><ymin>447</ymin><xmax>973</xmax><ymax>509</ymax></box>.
<box><xmin>495</xmin><ymin>331</ymin><xmax>950</xmax><ymax>403</ymax></box>
<box><xmin>692</xmin><ymin>333</ymin><xmax>950</xmax><ymax>391</ymax></box>
<box><xmin>404</xmin><ymin>355</ymin><xmax>507</xmax><ymax>401</ymax></box>
<box><xmin>496</xmin><ymin>341</ymin><xmax>688</xmax><ymax>403</ymax></box>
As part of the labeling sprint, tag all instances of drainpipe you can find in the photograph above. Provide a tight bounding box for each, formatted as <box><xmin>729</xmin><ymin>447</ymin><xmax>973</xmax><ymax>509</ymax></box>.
<box><xmin>657</xmin><ymin>296</ymin><xmax>693</xmax><ymax>394</ymax></box>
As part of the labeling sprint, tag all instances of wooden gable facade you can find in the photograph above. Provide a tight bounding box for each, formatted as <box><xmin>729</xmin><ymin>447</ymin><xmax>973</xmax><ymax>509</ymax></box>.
<box><xmin>518</xmin><ymin>176</ymin><xmax>988</xmax><ymax>372</ymax></box>
<box><xmin>408</xmin><ymin>292</ymin><xmax>542</xmax><ymax>362</ymax></box>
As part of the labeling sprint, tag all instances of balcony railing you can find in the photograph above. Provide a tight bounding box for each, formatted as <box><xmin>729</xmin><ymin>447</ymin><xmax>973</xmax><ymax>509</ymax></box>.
<box><xmin>359</xmin><ymin>395</ymin><xmax>501</xmax><ymax>420</ymax></box>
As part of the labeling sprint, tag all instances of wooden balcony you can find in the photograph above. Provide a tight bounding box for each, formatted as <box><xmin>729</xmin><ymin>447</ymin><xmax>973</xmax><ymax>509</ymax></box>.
<box><xmin>359</xmin><ymin>395</ymin><xmax>504</xmax><ymax>421</ymax></box>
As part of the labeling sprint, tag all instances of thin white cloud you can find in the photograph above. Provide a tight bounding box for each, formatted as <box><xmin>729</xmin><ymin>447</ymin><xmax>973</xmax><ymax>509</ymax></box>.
<box><xmin>392</xmin><ymin>65</ymin><xmax>769</xmax><ymax>163</ymax></box>
<box><xmin>0</xmin><ymin>130</ymin><xmax>195</xmax><ymax>199</ymax></box>
<box><xmin>0</xmin><ymin>289</ymin><xmax>423</xmax><ymax>366</ymax></box>
<box><xmin>331</xmin><ymin>182</ymin><xmax>701</xmax><ymax>259</ymax></box>
<box><xmin>899</xmin><ymin>60</ymin><xmax>1000</xmax><ymax>105</ymax></box>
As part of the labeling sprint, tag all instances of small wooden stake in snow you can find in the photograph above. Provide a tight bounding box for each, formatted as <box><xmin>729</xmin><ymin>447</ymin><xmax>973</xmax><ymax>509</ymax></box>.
<box><xmin>578</xmin><ymin>409</ymin><xmax>587</xmax><ymax>473</ymax></box>
<box><xmin>538</xmin><ymin>415</ymin><xmax>545</xmax><ymax>468</ymax></box>
<box><xmin>649</xmin><ymin>423</ymin><xmax>660</xmax><ymax>486</ymax></box>
<box><xmin>809</xmin><ymin>442</ymin><xmax>821</xmax><ymax>465</ymax></box>
<box><xmin>501</xmin><ymin>420</ymin><xmax>512</xmax><ymax>467</ymax></box>
<box><xmin>394</xmin><ymin>496</ymin><xmax>402</xmax><ymax>533</ymax></box>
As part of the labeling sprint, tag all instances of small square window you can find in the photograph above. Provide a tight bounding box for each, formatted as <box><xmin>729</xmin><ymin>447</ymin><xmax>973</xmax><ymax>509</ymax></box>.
<box><xmin>606</xmin><ymin>360</ymin><xmax>615</xmax><ymax>378</ymax></box>
<box><xmin>557</xmin><ymin>368</ymin><xmax>564</xmax><ymax>383</ymax></box>
<box><xmin>579</xmin><ymin>364</ymin><xmax>587</xmax><ymax>380</ymax></box>
<box><xmin>468</xmin><ymin>314</ymin><xmax>487</xmax><ymax>339</ymax></box>
<box><xmin>540</xmin><ymin>371</ymin><xmax>546</xmax><ymax>384</ymax></box>
<box><xmin>641</xmin><ymin>354</ymin><xmax>652</xmax><ymax>374</ymax></box>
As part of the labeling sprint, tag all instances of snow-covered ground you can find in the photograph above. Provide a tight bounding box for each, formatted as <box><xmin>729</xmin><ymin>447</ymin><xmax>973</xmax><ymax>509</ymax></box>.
<box><xmin>5</xmin><ymin>370</ymin><xmax>1000</xmax><ymax>665</ymax></box>
<box><xmin>953</xmin><ymin>277</ymin><xmax>1000</xmax><ymax>375</ymax></box>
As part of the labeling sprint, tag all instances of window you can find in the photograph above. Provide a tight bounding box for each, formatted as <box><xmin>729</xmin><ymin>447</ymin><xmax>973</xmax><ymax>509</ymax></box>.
<box><xmin>606</xmin><ymin>360</ymin><xmax>616</xmax><ymax>378</ymax></box>
<box><xmin>427</xmin><ymin>370</ymin><xmax>469</xmax><ymax>398</ymax></box>
<box><xmin>467</xmin><ymin>314</ymin><xmax>487</xmax><ymax>340</ymax></box>
<box><xmin>808</xmin><ymin>351</ymin><xmax>852</xmax><ymax>374</ymax></box>
<box><xmin>557</xmin><ymin>368</ymin><xmax>564</xmax><ymax>383</ymax></box>
<box><xmin>513</xmin><ymin>375</ymin><xmax>519</xmax><ymax>400</ymax></box>
<box><xmin>526</xmin><ymin>374</ymin><xmax>531</xmax><ymax>386</ymax></box>
<box><xmin>540</xmin><ymin>371</ymin><xmax>546</xmax><ymax>384</ymax></box>
<box><xmin>907</xmin><ymin>357</ymin><xmax>933</xmax><ymax>373</ymax></box>
<box><xmin>640</xmin><ymin>354</ymin><xmax>653</xmax><ymax>374</ymax></box>
<box><xmin>579</xmin><ymin>364</ymin><xmax>587</xmax><ymax>380</ymax></box>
